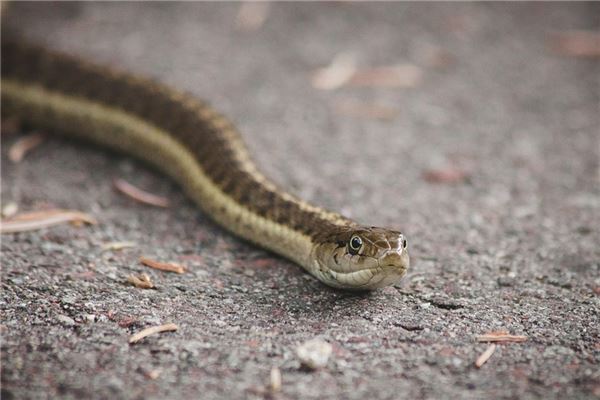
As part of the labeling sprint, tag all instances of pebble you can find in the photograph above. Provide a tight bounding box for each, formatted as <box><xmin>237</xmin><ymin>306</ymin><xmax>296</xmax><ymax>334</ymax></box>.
<box><xmin>296</xmin><ymin>338</ymin><xmax>332</xmax><ymax>369</ymax></box>
<box><xmin>57</xmin><ymin>315</ymin><xmax>76</xmax><ymax>326</ymax></box>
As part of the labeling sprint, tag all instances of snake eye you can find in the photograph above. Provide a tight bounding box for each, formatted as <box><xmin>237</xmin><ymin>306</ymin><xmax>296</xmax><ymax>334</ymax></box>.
<box><xmin>348</xmin><ymin>235</ymin><xmax>363</xmax><ymax>255</ymax></box>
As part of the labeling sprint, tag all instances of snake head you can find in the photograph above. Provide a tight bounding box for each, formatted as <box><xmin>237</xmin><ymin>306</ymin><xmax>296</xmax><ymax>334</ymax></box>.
<box><xmin>311</xmin><ymin>225</ymin><xmax>409</xmax><ymax>290</ymax></box>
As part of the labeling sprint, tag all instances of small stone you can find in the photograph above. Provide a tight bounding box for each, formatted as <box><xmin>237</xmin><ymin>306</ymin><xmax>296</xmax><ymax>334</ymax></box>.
<box><xmin>57</xmin><ymin>315</ymin><xmax>76</xmax><ymax>326</ymax></box>
<box><xmin>1</xmin><ymin>202</ymin><xmax>18</xmax><ymax>218</ymax></box>
<box><xmin>96</xmin><ymin>315</ymin><xmax>109</xmax><ymax>323</ymax></box>
<box><xmin>497</xmin><ymin>276</ymin><xmax>516</xmax><ymax>287</ymax></box>
<box><xmin>296</xmin><ymin>338</ymin><xmax>332</xmax><ymax>369</ymax></box>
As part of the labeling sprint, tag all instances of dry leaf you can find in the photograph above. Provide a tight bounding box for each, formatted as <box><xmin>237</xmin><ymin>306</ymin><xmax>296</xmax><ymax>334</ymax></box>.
<box><xmin>311</xmin><ymin>52</ymin><xmax>357</xmax><ymax>90</ymax></box>
<box><xmin>475</xmin><ymin>344</ymin><xmax>496</xmax><ymax>368</ymax></box>
<box><xmin>129</xmin><ymin>323</ymin><xmax>178</xmax><ymax>344</ymax></box>
<box><xmin>349</xmin><ymin>64</ymin><xmax>423</xmax><ymax>88</ymax></box>
<box><xmin>235</xmin><ymin>2</ymin><xmax>270</xmax><ymax>32</ymax></box>
<box><xmin>1</xmin><ymin>209</ymin><xmax>97</xmax><ymax>234</ymax></box>
<box><xmin>140</xmin><ymin>256</ymin><xmax>186</xmax><ymax>274</ymax></box>
<box><xmin>113</xmin><ymin>178</ymin><xmax>169</xmax><ymax>208</ymax></box>
<box><xmin>8</xmin><ymin>132</ymin><xmax>46</xmax><ymax>163</ymax></box>
<box><xmin>550</xmin><ymin>30</ymin><xmax>600</xmax><ymax>58</ymax></box>
<box><xmin>127</xmin><ymin>273</ymin><xmax>154</xmax><ymax>289</ymax></box>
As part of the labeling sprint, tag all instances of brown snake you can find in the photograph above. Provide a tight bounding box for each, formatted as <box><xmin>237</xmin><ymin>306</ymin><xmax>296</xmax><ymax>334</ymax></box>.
<box><xmin>1</xmin><ymin>41</ymin><xmax>409</xmax><ymax>290</ymax></box>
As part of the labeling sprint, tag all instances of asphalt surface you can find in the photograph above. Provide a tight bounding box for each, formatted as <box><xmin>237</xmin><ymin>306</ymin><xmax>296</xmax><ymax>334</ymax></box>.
<box><xmin>1</xmin><ymin>3</ymin><xmax>599</xmax><ymax>399</ymax></box>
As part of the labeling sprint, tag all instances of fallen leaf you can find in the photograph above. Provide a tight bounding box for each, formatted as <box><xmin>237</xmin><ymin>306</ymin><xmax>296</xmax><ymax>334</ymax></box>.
<box><xmin>1</xmin><ymin>209</ymin><xmax>97</xmax><ymax>234</ymax></box>
<box><xmin>129</xmin><ymin>323</ymin><xmax>178</xmax><ymax>344</ymax></box>
<box><xmin>113</xmin><ymin>178</ymin><xmax>169</xmax><ymax>208</ymax></box>
<box><xmin>8</xmin><ymin>132</ymin><xmax>46</xmax><ymax>163</ymax></box>
<box><xmin>475</xmin><ymin>344</ymin><xmax>496</xmax><ymax>368</ymax></box>
<box><xmin>140</xmin><ymin>256</ymin><xmax>186</xmax><ymax>274</ymax></box>
<box><xmin>550</xmin><ymin>30</ymin><xmax>600</xmax><ymax>58</ymax></box>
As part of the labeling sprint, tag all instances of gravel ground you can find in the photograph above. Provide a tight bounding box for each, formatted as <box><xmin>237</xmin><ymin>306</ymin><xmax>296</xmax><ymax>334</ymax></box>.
<box><xmin>1</xmin><ymin>3</ymin><xmax>599</xmax><ymax>399</ymax></box>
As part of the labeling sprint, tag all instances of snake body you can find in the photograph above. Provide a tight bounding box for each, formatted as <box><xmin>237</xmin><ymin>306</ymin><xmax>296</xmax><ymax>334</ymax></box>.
<box><xmin>1</xmin><ymin>42</ymin><xmax>409</xmax><ymax>290</ymax></box>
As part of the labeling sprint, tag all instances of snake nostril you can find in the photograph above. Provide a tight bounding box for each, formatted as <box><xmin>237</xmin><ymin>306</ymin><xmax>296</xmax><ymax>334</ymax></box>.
<box><xmin>403</xmin><ymin>239</ymin><xmax>407</xmax><ymax>249</ymax></box>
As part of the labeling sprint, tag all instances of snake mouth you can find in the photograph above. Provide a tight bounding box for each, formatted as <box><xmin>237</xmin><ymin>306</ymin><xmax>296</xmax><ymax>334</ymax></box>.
<box><xmin>325</xmin><ymin>249</ymin><xmax>409</xmax><ymax>290</ymax></box>
<box><xmin>378</xmin><ymin>249</ymin><xmax>409</xmax><ymax>274</ymax></box>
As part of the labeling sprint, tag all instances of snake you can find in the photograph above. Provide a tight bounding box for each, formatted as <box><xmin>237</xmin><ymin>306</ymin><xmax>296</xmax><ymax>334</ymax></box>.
<box><xmin>1</xmin><ymin>41</ymin><xmax>410</xmax><ymax>290</ymax></box>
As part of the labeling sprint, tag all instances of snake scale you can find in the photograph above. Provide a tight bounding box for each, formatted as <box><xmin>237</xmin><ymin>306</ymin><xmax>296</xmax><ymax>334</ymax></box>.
<box><xmin>1</xmin><ymin>41</ymin><xmax>409</xmax><ymax>290</ymax></box>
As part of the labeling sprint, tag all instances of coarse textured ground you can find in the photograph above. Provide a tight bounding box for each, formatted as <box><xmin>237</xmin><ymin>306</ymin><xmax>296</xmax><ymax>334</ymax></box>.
<box><xmin>1</xmin><ymin>3</ymin><xmax>599</xmax><ymax>400</ymax></box>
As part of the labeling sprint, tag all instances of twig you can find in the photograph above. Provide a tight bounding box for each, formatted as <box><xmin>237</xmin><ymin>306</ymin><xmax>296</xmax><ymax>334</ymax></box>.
<box><xmin>477</xmin><ymin>332</ymin><xmax>527</xmax><ymax>343</ymax></box>
<box><xmin>129</xmin><ymin>323</ymin><xmax>178</xmax><ymax>344</ymax></box>
<box><xmin>140</xmin><ymin>256</ymin><xmax>186</xmax><ymax>274</ymax></box>
<box><xmin>1</xmin><ymin>209</ymin><xmax>97</xmax><ymax>234</ymax></box>
<box><xmin>113</xmin><ymin>178</ymin><xmax>169</xmax><ymax>208</ymax></box>
<box><xmin>101</xmin><ymin>241</ymin><xmax>137</xmax><ymax>252</ymax></box>
<box><xmin>270</xmin><ymin>367</ymin><xmax>282</xmax><ymax>392</ymax></box>
<box><xmin>475</xmin><ymin>344</ymin><xmax>496</xmax><ymax>368</ymax></box>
